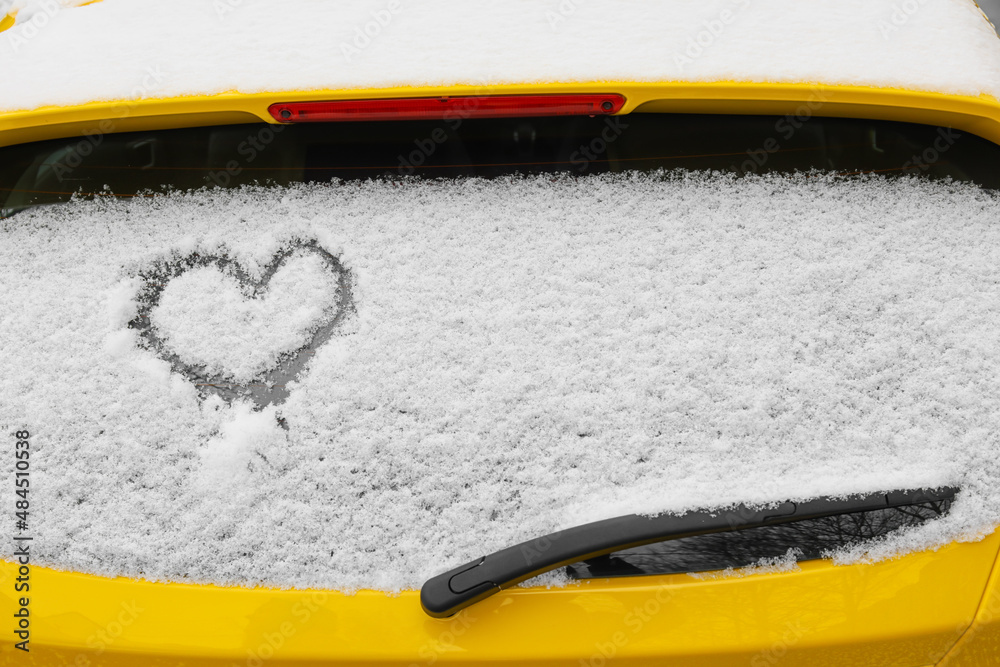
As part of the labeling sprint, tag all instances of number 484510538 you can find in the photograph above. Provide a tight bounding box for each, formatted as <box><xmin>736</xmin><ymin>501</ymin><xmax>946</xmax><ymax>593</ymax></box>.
<box><xmin>14</xmin><ymin>430</ymin><xmax>29</xmax><ymax>532</ymax></box>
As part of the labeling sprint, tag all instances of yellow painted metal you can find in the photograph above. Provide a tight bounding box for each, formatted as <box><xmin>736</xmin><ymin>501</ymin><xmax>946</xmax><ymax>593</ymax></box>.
<box><xmin>0</xmin><ymin>0</ymin><xmax>102</xmax><ymax>35</ymax></box>
<box><xmin>0</xmin><ymin>11</ymin><xmax>16</xmax><ymax>33</ymax></box>
<box><xmin>3</xmin><ymin>82</ymin><xmax>1000</xmax><ymax>150</ymax></box>
<box><xmin>1</xmin><ymin>531</ymin><xmax>998</xmax><ymax>666</ymax></box>
<box><xmin>936</xmin><ymin>535</ymin><xmax>1000</xmax><ymax>666</ymax></box>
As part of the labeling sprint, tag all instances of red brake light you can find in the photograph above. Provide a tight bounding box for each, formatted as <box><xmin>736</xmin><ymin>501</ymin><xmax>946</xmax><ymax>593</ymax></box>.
<box><xmin>268</xmin><ymin>94</ymin><xmax>626</xmax><ymax>123</ymax></box>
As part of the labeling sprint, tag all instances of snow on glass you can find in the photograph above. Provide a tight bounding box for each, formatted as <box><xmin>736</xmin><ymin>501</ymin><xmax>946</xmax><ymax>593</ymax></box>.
<box><xmin>1</xmin><ymin>172</ymin><xmax>999</xmax><ymax>591</ymax></box>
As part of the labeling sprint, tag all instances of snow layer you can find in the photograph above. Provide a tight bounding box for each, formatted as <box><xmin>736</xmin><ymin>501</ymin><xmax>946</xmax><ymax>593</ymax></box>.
<box><xmin>2</xmin><ymin>0</ymin><xmax>1000</xmax><ymax>113</ymax></box>
<box><xmin>151</xmin><ymin>251</ymin><xmax>342</xmax><ymax>383</ymax></box>
<box><xmin>2</xmin><ymin>172</ymin><xmax>1000</xmax><ymax>591</ymax></box>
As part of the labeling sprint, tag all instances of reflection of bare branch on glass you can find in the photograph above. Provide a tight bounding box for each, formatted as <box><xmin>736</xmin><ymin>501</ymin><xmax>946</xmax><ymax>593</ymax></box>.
<box><xmin>567</xmin><ymin>501</ymin><xmax>950</xmax><ymax>579</ymax></box>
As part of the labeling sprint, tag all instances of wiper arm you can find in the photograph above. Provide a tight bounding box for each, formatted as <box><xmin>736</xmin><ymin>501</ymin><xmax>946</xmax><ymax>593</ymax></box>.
<box><xmin>420</xmin><ymin>487</ymin><xmax>957</xmax><ymax>618</ymax></box>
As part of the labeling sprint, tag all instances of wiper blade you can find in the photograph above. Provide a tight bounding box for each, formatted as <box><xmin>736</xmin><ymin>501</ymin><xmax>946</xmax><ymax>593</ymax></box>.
<box><xmin>419</xmin><ymin>487</ymin><xmax>957</xmax><ymax>618</ymax></box>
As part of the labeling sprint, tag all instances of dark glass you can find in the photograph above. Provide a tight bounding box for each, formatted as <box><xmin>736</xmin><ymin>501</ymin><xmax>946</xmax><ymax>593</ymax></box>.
<box><xmin>566</xmin><ymin>499</ymin><xmax>952</xmax><ymax>579</ymax></box>
<box><xmin>979</xmin><ymin>0</ymin><xmax>1000</xmax><ymax>31</ymax></box>
<box><xmin>3</xmin><ymin>114</ymin><xmax>999</xmax><ymax>218</ymax></box>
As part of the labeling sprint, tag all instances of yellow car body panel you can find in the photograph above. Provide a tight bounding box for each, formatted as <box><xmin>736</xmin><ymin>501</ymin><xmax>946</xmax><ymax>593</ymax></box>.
<box><xmin>0</xmin><ymin>11</ymin><xmax>16</xmax><ymax>33</ymax></box>
<box><xmin>4</xmin><ymin>80</ymin><xmax>1000</xmax><ymax>665</ymax></box>
<box><xmin>0</xmin><ymin>0</ymin><xmax>104</xmax><ymax>35</ymax></box>
<box><xmin>938</xmin><ymin>533</ymin><xmax>1000</xmax><ymax>667</ymax></box>
<box><xmin>1</xmin><ymin>532</ymin><xmax>998</xmax><ymax>666</ymax></box>
<box><xmin>2</xmin><ymin>81</ymin><xmax>1000</xmax><ymax>152</ymax></box>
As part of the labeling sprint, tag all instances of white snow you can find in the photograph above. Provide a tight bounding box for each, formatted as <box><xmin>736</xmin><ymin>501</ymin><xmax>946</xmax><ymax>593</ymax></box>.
<box><xmin>151</xmin><ymin>251</ymin><xmax>342</xmax><ymax>383</ymax></box>
<box><xmin>688</xmin><ymin>549</ymin><xmax>803</xmax><ymax>580</ymax></box>
<box><xmin>2</xmin><ymin>172</ymin><xmax>1000</xmax><ymax>591</ymax></box>
<box><xmin>195</xmin><ymin>404</ymin><xmax>288</xmax><ymax>492</ymax></box>
<box><xmin>1</xmin><ymin>0</ymin><xmax>1000</xmax><ymax>113</ymax></box>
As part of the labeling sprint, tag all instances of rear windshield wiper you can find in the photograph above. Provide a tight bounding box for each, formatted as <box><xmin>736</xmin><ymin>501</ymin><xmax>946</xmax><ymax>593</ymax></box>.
<box><xmin>420</xmin><ymin>487</ymin><xmax>957</xmax><ymax>618</ymax></box>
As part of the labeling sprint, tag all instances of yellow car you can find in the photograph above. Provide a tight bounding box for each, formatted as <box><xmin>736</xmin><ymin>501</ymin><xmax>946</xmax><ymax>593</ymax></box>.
<box><xmin>4</xmin><ymin>2</ymin><xmax>1000</xmax><ymax>666</ymax></box>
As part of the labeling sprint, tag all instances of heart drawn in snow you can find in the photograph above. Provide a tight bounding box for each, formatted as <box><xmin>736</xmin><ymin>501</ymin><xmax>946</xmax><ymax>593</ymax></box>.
<box><xmin>129</xmin><ymin>241</ymin><xmax>353</xmax><ymax>408</ymax></box>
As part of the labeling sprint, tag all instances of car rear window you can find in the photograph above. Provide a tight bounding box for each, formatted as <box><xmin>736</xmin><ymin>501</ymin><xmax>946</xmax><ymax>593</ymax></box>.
<box><xmin>3</xmin><ymin>113</ymin><xmax>998</xmax><ymax>589</ymax></box>
<box><xmin>3</xmin><ymin>114</ymin><xmax>999</xmax><ymax>218</ymax></box>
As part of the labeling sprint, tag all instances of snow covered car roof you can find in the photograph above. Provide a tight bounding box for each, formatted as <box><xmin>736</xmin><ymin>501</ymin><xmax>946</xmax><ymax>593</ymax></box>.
<box><xmin>1</xmin><ymin>0</ymin><xmax>1000</xmax><ymax>112</ymax></box>
<box><xmin>3</xmin><ymin>1</ymin><xmax>1000</xmax><ymax>155</ymax></box>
